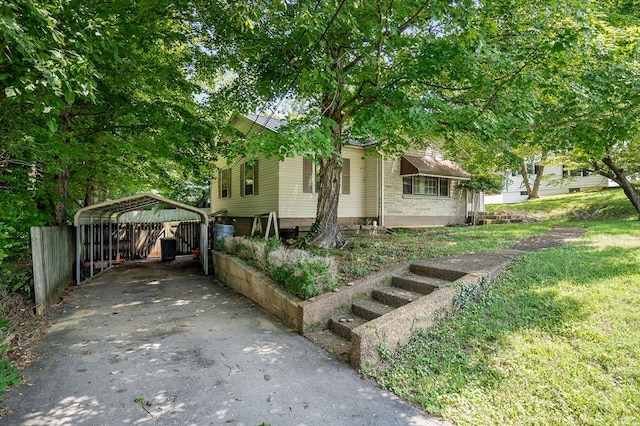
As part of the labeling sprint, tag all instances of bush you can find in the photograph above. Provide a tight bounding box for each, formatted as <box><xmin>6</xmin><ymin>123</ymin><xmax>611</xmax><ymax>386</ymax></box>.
<box><xmin>220</xmin><ymin>237</ymin><xmax>338</xmax><ymax>299</ymax></box>
<box><xmin>0</xmin><ymin>315</ymin><xmax>21</xmax><ymax>401</ymax></box>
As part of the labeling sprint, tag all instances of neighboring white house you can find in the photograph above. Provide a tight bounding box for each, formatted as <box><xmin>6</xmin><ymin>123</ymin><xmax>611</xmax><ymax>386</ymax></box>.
<box><xmin>485</xmin><ymin>164</ymin><xmax>616</xmax><ymax>204</ymax></box>
<box><xmin>210</xmin><ymin>113</ymin><xmax>477</xmax><ymax>234</ymax></box>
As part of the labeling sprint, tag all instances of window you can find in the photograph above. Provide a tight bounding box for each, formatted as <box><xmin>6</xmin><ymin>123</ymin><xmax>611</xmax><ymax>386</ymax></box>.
<box><xmin>562</xmin><ymin>166</ymin><xmax>590</xmax><ymax>178</ymax></box>
<box><xmin>303</xmin><ymin>158</ymin><xmax>350</xmax><ymax>194</ymax></box>
<box><xmin>402</xmin><ymin>176</ymin><xmax>449</xmax><ymax>197</ymax></box>
<box><xmin>218</xmin><ymin>168</ymin><xmax>231</xmax><ymax>199</ymax></box>
<box><xmin>241</xmin><ymin>161</ymin><xmax>258</xmax><ymax>197</ymax></box>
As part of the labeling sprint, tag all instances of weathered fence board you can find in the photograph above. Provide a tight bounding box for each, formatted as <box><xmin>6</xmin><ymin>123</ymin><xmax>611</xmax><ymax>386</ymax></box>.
<box><xmin>31</xmin><ymin>226</ymin><xmax>74</xmax><ymax>315</ymax></box>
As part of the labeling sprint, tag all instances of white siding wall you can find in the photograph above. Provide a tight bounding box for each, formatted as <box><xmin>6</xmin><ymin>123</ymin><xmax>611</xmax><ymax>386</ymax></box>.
<box><xmin>382</xmin><ymin>148</ymin><xmax>468</xmax><ymax>227</ymax></box>
<box><xmin>278</xmin><ymin>156</ymin><xmax>316</xmax><ymax>218</ymax></box>
<box><xmin>278</xmin><ymin>146</ymin><xmax>367</xmax><ymax>219</ymax></box>
<box><xmin>364</xmin><ymin>156</ymin><xmax>380</xmax><ymax>218</ymax></box>
<box><xmin>485</xmin><ymin>165</ymin><xmax>612</xmax><ymax>204</ymax></box>
<box><xmin>210</xmin><ymin>156</ymin><xmax>279</xmax><ymax>216</ymax></box>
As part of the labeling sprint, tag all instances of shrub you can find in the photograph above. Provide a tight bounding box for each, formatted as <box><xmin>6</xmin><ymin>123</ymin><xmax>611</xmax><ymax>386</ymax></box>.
<box><xmin>0</xmin><ymin>315</ymin><xmax>21</xmax><ymax>401</ymax></box>
<box><xmin>220</xmin><ymin>237</ymin><xmax>338</xmax><ymax>299</ymax></box>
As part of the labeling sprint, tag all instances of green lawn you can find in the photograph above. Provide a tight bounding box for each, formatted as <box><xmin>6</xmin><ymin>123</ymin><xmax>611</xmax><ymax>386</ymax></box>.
<box><xmin>485</xmin><ymin>188</ymin><xmax>639</xmax><ymax>221</ymax></box>
<box><xmin>367</xmin><ymin>191</ymin><xmax>640</xmax><ymax>425</ymax></box>
<box><xmin>314</xmin><ymin>223</ymin><xmax>553</xmax><ymax>282</ymax></box>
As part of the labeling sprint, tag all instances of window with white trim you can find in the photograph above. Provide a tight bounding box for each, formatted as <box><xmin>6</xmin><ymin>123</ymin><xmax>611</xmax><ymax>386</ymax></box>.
<box><xmin>241</xmin><ymin>161</ymin><xmax>258</xmax><ymax>196</ymax></box>
<box><xmin>219</xmin><ymin>168</ymin><xmax>231</xmax><ymax>199</ymax></box>
<box><xmin>402</xmin><ymin>176</ymin><xmax>450</xmax><ymax>197</ymax></box>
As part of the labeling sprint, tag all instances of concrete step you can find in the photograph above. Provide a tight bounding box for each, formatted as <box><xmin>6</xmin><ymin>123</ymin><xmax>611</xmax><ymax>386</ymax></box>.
<box><xmin>372</xmin><ymin>286</ymin><xmax>423</xmax><ymax>307</ymax></box>
<box><xmin>305</xmin><ymin>330</ymin><xmax>352</xmax><ymax>364</ymax></box>
<box><xmin>478</xmin><ymin>219</ymin><xmax>512</xmax><ymax>225</ymax></box>
<box><xmin>330</xmin><ymin>315</ymin><xmax>367</xmax><ymax>340</ymax></box>
<box><xmin>476</xmin><ymin>214</ymin><xmax>513</xmax><ymax>220</ymax></box>
<box><xmin>352</xmin><ymin>298</ymin><xmax>394</xmax><ymax>321</ymax></box>
<box><xmin>391</xmin><ymin>273</ymin><xmax>447</xmax><ymax>295</ymax></box>
<box><xmin>409</xmin><ymin>264</ymin><xmax>466</xmax><ymax>282</ymax></box>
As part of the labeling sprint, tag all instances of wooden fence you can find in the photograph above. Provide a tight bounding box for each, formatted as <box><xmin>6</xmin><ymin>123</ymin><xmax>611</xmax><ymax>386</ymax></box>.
<box><xmin>79</xmin><ymin>221</ymin><xmax>200</xmax><ymax>262</ymax></box>
<box><xmin>30</xmin><ymin>226</ymin><xmax>74</xmax><ymax>315</ymax></box>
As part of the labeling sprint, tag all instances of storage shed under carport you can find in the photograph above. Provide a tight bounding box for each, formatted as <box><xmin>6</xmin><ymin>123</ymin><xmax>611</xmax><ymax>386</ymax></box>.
<box><xmin>73</xmin><ymin>193</ymin><xmax>209</xmax><ymax>282</ymax></box>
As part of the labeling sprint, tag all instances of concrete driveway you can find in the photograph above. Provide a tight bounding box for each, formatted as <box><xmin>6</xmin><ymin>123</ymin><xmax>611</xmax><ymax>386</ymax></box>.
<box><xmin>2</xmin><ymin>257</ymin><xmax>446</xmax><ymax>425</ymax></box>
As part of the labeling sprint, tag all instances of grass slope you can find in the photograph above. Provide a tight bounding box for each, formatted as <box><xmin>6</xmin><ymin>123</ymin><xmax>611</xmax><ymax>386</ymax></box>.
<box><xmin>369</xmin><ymin>190</ymin><xmax>640</xmax><ymax>425</ymax></box>
<box><xmin>485</xmin><ymin>188</ymin><xmax>638</xmax><ymax>221</ymax></box>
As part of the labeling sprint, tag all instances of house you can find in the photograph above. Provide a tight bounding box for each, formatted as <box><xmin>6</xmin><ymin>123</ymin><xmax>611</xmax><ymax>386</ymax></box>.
<box><xmin>485</xmin><ymin>163</ymin><xmax>616</xmax><ymax>204</ymax></box>
<box><xmin>210</xmin><ymin>113</ymin><xmax>475</xmax><ymax>234</ymax></box>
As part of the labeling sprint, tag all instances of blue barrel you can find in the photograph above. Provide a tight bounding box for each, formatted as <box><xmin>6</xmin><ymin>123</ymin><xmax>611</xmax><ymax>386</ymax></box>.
<box><xmin>214</xmin><ymin>224</ymin><xmax>235</xmax><ymax>250</ymax></box>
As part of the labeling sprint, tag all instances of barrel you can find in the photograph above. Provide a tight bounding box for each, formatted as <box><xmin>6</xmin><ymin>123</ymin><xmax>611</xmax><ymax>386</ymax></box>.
<box><xmin>214</xmin><ymin>224</ymin><xmax>235</xmax><ymax>250</ymax></box>
<box><xmin>160</xmin><ymin>238</ymin><xmax>177</xmax><ymax>261</ymax></box>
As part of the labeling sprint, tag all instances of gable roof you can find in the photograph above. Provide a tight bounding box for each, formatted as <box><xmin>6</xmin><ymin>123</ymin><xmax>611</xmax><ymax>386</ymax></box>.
<box><xmin>229</xmin><ymin>113</ymin><xmax>376</xmax><ymax>147</ymax></box>
<box><xmin>230</xmin><ymin>113</ymin><xmax>287</xmax><ymax>134</ymax></box>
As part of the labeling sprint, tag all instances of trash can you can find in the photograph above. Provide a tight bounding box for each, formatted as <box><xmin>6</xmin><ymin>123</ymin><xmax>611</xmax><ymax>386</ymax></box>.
<box><xmin>214</xmin><ymin>224</ymin><xmax>235</xmax><ymax>250</ymax></box>
<box><xmin>160</xmin><ymin>238</ymin><xmax>177</xmax><ymax>261</ymax></box>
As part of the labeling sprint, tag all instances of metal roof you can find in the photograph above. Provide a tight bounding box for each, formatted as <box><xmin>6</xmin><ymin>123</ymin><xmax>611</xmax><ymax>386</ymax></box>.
<box><xmin>73</xmin><ymin>193</ymin><xmax>208</xmax><ymax>226</ymax></box>
<box><xmin>229</xmin><ymin>113</ymin><xmax>287</xmax><ymax>134</ymax></box>
<box><xmin>400</xmin><ymin>155</ymin><xmax>472</xmax><ymax>180</ymax></box>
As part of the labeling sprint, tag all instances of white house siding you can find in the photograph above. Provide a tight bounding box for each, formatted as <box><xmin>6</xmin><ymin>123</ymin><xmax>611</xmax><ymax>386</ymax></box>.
<box><xmin>364</xmin><ymin>156</ymin><xmax>380</xmax><ymax>219</ymax></box>
<box><xmin>485</xmin><ymin>165</ymin><xmax>613</xmax><ymax>204</ymax></box>
<box><xmin>210</xmin><ymin>155</ymin><xmax>280</xmax><ymax>217</ymax></box>
<box><xmin>382</xmin><ymin>150</ymin><xmax>468</xmax><ymax>227</ymax></box>
<box><xmin>278</xmin><ymin>146</ymin><xmax>367</xmax><ymax>227</ymax></box>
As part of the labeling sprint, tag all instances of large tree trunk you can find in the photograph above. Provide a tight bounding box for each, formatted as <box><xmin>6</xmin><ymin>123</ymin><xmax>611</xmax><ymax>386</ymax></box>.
<box><xmin>49</xmin><ymin>165</ymin><xmax>69</xmax><ymax>226</ymax></box>
<box><xmin>520</xmin><ymin>162</ymin><xmax>534</xmax><ymax>197</ymax></box>
<box><xmin>48</xmin><ymin>110</ymin><xmax>72</xmax><ymax>225</ymax></box>
<box><xmin>311</xmin><ymin>150</ymin><xmax>345</xmax><ymax>248</ymax></box>
<box><xmin>531</xmin><ymin>164</ymin><xmax>545</xmax><ymax>199</ymax></box>
<box><xmin>520</xmin><ymin>161</ymin><xmax>545</xmax><ymax>199</ymax></box>
<box><xmin>84</xmin><ymin>178</ymin><xmax>96</xmax><ymax>207</ymax></box>
<box><xmin>311</xmin><ymin>109</ymin><xmax>345</xmax><ymax>248</ymax></box>
<box><xmin>311</xmin><ymin>45</ymin><xmax>347</xmax><ymax>249</ymax></box>
<box><xmin>602</xmin><ymin>156</ymin><xmax>640</xmax><ymax>219</ymax></box>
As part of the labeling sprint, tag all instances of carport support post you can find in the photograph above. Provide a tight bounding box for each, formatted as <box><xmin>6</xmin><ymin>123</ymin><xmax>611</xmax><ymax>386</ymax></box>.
<box><xmin>116</xmin><ymin>215</ymin><xmax>121</xmax><ymax>262</ymax></box>
<box><xmin>89</xmin><ymin>213</ymin><xmax>94</xmax><ymax>278</ymax></box>
<box><xmin>75</xmin><ymin>224</ymin><xmax>82</xmax><ymax>284</ymax></box>
<box><xmin>108</xmin><ymin>218</ymin><xmax>113</xmax><ymax>268</ymax></box>
<box><xmin>99</xmin><ymin>214</ymin><xmax>105</xmax><ymax>272</ymax></box>
<box><xmin>200</xmin><ymin>222</ymin><xmax>208</xmax><ymax>275</ymax></box>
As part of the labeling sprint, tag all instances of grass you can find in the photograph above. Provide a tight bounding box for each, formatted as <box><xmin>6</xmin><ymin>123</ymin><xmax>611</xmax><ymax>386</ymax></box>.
<box><xmin>485</xmin><ymin>188</ymin><xmax>639</xmax><ymax>221</ymax></box>
<box><xmin>367</xmin><ymin>190</ymin><xmax>640</xmax><ymax>425</ymax></box>
<box><xmin>317</xmin><ymin>189</ymin><xmax>638</xmax><ymax>283</ymax></box>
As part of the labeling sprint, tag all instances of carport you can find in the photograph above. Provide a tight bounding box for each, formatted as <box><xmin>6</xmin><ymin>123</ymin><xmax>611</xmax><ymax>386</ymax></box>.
<box><xmin>73</xmin><ymin>193</ymin><xmax>209</xmax><ymax>282</ymax></box>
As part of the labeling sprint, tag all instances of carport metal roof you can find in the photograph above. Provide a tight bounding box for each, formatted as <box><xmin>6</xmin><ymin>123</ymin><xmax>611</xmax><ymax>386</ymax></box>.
<box><xmin>74</xmin><ymin>192</ymin><xmax>208</xmax><ymax>226</ymax></box>
<box><xmin>74</xmin><ymin>193</ymin><xmax>209</xmax><ymax>281</ymax></box>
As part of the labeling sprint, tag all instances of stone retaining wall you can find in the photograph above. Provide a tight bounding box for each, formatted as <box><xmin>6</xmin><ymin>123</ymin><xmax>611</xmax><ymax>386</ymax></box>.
<box><xmin>212</xmin><ymin>253</ymin><xmax>303</xmax><ymax>331</ymax></box>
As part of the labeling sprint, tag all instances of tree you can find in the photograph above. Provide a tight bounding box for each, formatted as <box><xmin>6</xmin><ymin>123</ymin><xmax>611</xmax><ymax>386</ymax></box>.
<box><xmin>1</xmin><ymin>1</ymin><xmax>222</xmax><ymax>274</ymax></box>
<box><xmin>200</xmin><ymin>0</ymin><xmax>586</xmax><ymax>247</ymax></box>
<box><xmin>501</xmin><ymin>1</ymin><xmax>640</xmax><ymax>217</ymax></box>
<box><xmin>1</xmin><ymin>1</ymin><xmax>220</xmax><ymax>224</ymax></box>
